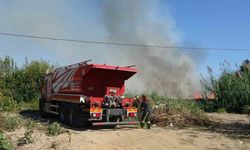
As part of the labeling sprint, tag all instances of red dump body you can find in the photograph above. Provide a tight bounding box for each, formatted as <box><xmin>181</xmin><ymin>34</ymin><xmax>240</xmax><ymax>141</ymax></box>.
<box><xmin>44</xmin><ymin>63</ymin><xmax>137</xmax><ymax>103</ymax></box>
<box><xmin>52</xmin><ymin>64</ymin><xmax>136</xmax><ymax>95</ymax></box>
<box><xmin>41</xmin><ymin>61</ymin><xmax>138</xmax><ymax>126</ymax></box>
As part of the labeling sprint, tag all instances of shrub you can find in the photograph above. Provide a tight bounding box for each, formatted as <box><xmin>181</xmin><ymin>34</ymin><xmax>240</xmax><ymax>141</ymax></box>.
<box><xmin>201</xmin><ymin>60</ymin><xmax>250</xmax><ymax>113</ymax></box>
<box><xmin>10</xmin><ymin>60</ymin><xmax>52</xmax><ymax>103</ymax></box>
<box><xmin>47</xmin><ymin>122</ymin><xmax>63</xmax><ymax>136</ymax></box>
<box><xmin>197</xmin><ymin>99</ymin><xmax>218</xmax><ymax>112</ymax></box>
<box><xmin>0</xmin><ymin>56</ymin><xmax>52</xmax><ymax>104</ymax></box>
<box><xmin>0</xmin><ymin>96</ymin><xmax>17</xmax><ymax>112</ymax></box>
<box><xmin>147</xmin><ymin>92</ymin><xmax>208</xmax><ymax>127</ymax></box>
<box><xmin>243</xmin><ymin>105</ymin><xmax>250</xmax><ymax>115</ymax></box>
<box><xmin>0</xmin><ymin>115</ymin><xmax>4</xmax><ymax>132</ymax></box>
<box><xmin>217</xmin><ymin>108</ymin><xmax>226</xmax><ymax>113</ymax></box>
<box><xmin>0</xmin><ymin>132</ymin><xmax>12</xmax><ymax>150</ymax></box>
<box><xmin>24</xmin><ymin>119</ymin><xmax>36</xmax><ymax>130</ymax></box>
<box><xmin>15</xmin><ymin>100</ymin><xmax>39</xmax><ymax>112</ymax></box>
<box><xmin>18</xmin><ymin>130</ymin><xmax>34</xmax><ymax>146</ymax></box>
<box><xmin>0</xmin><ymin>115</ymin><xmax>22</xmax><ymax>132</ymax></box>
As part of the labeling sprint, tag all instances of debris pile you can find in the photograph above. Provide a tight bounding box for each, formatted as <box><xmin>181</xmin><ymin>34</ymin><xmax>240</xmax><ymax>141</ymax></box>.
<box><xmin>151</xmin><ymin>104</ymin><xmax>209</xmax><ymax>127</ymax></box>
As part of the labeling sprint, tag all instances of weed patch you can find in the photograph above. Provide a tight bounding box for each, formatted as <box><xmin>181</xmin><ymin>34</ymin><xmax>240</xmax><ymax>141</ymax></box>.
<box><xmin>0</xmin><ymin>115</ymin><xmax>22</xmax><ymax>132</ymax></box>
<box><xmin>0</xmin><ymin>132</ymin><xmax>12</xmax><ymax>150</ymax></box>
<box><xmin>18</xmin><ymin>130</ymin><xmax>34</xmax><ymax>146</ymax></box>
<box><xmin>47</xmin><ymin>122</ymin><xmax>64</xmax><ymax>136</ymax></box>
<box><xmin>148</xmin><ymin>92</ymin><xmax>209</xmax><ymax>127</ymax></box>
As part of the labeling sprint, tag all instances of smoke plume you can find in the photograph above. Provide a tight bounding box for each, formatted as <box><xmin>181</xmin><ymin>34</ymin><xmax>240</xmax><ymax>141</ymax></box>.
<box><xmin>0</xmin><ymin>0</ymin><xmax>200</xmax><ymax>97</ymax></box>
<box><xmin>101</xmin><ymin>0</ymin><xmax>198</xmax><ymax>97</ymax></box>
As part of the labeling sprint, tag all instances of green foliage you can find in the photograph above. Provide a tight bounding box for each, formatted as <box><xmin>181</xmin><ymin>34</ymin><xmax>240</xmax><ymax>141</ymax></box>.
<box><xmin>24</xmin><ymin>119</ymin><xmax>36</xmax><ymax>130</ymax></box>
<box><xmin>217</xmin><ymin>108</ymin><xmax>226</xmax><ymax>113</ymax></box>
<box><xmin>201</xmin><ymin>60</ymin><xmax>250</xmax><ymax>113</ymax></box>
<box><xmin>0</xmin><ymin>56</ymin><xmax>52</xmax><ymax>111</ymax></box>
<box><xmin>0</xmin><ymin>98</ymin><xmax>38</xmax><ymax>112</ymax></box>
<box><xmin>9</xmin><ymin>60</ymin><xmax>52</xmax><ymax>103</ymax></box>
<box><xmin>0</xmin><ymin>133</ymin><xmax>12</xmax><ymax>150</ymax></box>
<box><xmin>16</xmin><ymin>100</ymin><xmax>39</xmax><ymax>112</ymax></box>
<box><xmin>47</xmin><ymin>122</ymin><xmax>63</xmax><ymax>136</ymax></box>
<box><xmin>0</xmin><ymin>115</ymin><xmax>4</xmax><ymax>132</ymax></box>
<box><xmin>18</xmin><ymin>130</ymin><xmax>34</xmax><ymax>145</ymax></box>
<box><xmin>149</xmin><ymin>91</ymin><xmax>204</xmax><ymax>115</ymax></box>
<box><xmin>243</xmin><ymin>105</ymin><xmax>250</xmax><ymax>115</ymax></box>
<box><xmin>0</xmin><ymin>115</ymin><xmax>22</xmax><ymax>132</ymax></box>
<box><xmin>150</xmin><ymin>91</ymin><xmax>196</xmax><ymax>108</ymax></box>
<box><xmin>197</xmin><ymin>99</ymin><xmax>218</xmax><ymax>112</ymax></box>
<box><xmin>134</xmin><ymin>91</ymin><xmax>208</xmax><ymax>127</ymax></box>
<box><xmin>0</xmin><ymin>96</ymin><xmax>17</xmax><ymax>112</ymax></box>
<box><xmin>127</xmin><ymin>91</ymin><xmax>205</xmax><ymax>117</ymax></box>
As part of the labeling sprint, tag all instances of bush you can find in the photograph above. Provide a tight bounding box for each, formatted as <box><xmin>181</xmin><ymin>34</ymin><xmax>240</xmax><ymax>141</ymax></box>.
<box><xmin>0</xmin><ymin>96</ymin><xmax>39</xmax><ymax>113</ymax></box>
<box><xmin>16</xmin><ymin>100</ymin><xmax>39</xmax><ymax>112</ymax></box>
<box><xmin>0</xmin><ymin>132</ymin><xmax>12</xmax><ymax>150</ymax></box>
<box><xmin>0</xmin><ymin>96</ymin><xmax>17</xmax><ymax>112</ymax></box>
<box><xmin>18</xmin><ymin>130</ymin><xmax>34</xmax><ymax>146</ymax></box>
<box><xmin>0</xmin><ymin>115</ymin><xmax>22</xmax><ymax>132</ymax></box>
<box><xmin>243</xmin><ymin>105</ymin><xmax>250</xmax><ymax>115</ymax></box>
<box><xmin>0</xmin><ymin>115</ymin><xmax>4</xmax><ymax>132</ymax></box>
<box><xmin>197</xmin><ymin>99</ymin><xmax>218</xmax><ymax>112</ymax></box>
<box><xmin>217</xmin><ymin>108</ymin><xmax>226</xmax><ymax>113</ymax></box>
<box><xmin>201</xmin><ymin>60</ymin><xmax>250</xmax><ymax>113</ymax></box>
<box><xmin>24</xmin><ymin>119</ymin><xmax>36</xmax><ymax>130</ymax></box>
<box><xmin>47</xmin><ymin>122</ymin><xmax>63</xmax><ymax>136</ymax></box>
<box><xmin>0</xmin><ymin>56</ymin><xmax>52</xmax><ymax>104</ymax></box>
<box><xmin>9</xmin><ymin>60</ymin><xmax>52</xmax><ymax>103</ymax></box>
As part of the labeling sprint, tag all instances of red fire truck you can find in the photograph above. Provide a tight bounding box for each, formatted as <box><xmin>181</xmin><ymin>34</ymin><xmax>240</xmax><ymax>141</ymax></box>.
<box><xmin>40</xmin><ymin>60</ymin><xmax>138</xmax><ymax>126</ymax></box>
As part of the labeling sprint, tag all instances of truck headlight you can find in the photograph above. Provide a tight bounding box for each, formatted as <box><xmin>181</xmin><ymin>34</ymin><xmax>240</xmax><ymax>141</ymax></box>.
<box><xmin>80</xmin><ymin>96</ymin><xmax>85</xmax><ymax>103</ymax></box>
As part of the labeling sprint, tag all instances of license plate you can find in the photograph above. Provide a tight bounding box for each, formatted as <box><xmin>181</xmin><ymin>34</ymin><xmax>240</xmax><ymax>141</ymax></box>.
<box><xmin>90</xmin><ymin>108</ymin><xmax>102</xmax><ymax>113</ymax></box>
<box><xmin>127</xmin><ymin>108</ymin><xmax>137</xmax><ymax>113</ymax></box>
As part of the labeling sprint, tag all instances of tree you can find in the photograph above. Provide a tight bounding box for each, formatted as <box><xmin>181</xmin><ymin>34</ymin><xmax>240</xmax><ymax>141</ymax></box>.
<box><xmin>201</xmin><ymin>59</ymin><xmax>250</xmax><ymax>113</ymax></box>
<box><xmin>11</xmin><ymin>60</ymin><xmax>52</xmax><ymax>102</ymax></box>
<box><xmin>0</xmin><ymin>56</ymin><xmax>52</xmax><ymax>103</ymax></box>
<box><xmin>0</xmin><ymin>56</ymin><xmax>17</xmax><ymax>97</ymax></box>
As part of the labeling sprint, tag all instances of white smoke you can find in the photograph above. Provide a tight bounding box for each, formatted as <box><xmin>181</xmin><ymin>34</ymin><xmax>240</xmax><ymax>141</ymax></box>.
<box><xmin>101</xmin><ymin>0</ymin><xmax>199</xmax><ymax>97</ymax></box>
<box><xmin>0</xmin><ymin>0</ymin><xmax>201</xmax><ymax>97</ymax></box>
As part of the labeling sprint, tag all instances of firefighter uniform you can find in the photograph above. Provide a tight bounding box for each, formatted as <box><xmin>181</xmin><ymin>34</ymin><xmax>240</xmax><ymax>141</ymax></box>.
<box><xmin>140</xmin><ymin>95</ymin><xmax>151</xmax><ymax>129</ymax></box>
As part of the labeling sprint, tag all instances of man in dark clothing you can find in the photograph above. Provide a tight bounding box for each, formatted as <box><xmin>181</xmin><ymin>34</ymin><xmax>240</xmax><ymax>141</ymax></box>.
<box><xmin>140</xmin><ymin>95</ymin><xmax>151</xmax><ymax>129</ymax></box>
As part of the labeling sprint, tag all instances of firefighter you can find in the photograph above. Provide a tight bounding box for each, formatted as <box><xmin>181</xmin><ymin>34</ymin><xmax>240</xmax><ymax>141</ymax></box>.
<box><xmin>139</xmin><ymin>95</ymin><xmax>151</xmax><ymax>129</ymax></box>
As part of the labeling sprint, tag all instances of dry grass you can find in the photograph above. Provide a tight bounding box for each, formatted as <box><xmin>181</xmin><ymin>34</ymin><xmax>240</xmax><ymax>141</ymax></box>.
<box><xmin>148</xmin><ymin>92</ymin><xmax>209</xmax><ymax>127</ymax></box>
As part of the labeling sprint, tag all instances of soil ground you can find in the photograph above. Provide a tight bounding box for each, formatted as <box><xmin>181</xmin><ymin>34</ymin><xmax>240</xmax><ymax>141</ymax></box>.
<box><xmin>5</xmin><ymin>113</ymin><xmax>250</xmax><ymax>150</ymax></box>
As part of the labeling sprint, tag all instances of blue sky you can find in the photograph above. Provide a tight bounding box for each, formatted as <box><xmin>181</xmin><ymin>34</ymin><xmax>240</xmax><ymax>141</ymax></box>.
<box><xmin>0</xmin><ymin>0</ymin><xmax>249</xmax><ymax>77</ymax></box>
<box><xmin>167</xmin><ymin>0</ymin><xmax>250</xmax><ymax>75</ymax></box>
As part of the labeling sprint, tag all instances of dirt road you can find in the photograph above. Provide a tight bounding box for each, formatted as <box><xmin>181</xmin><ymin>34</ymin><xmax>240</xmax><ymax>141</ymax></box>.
<box><xmin>5</xmin><ymin>113</ymin><xmax>250</xmax><ymax>150</ymax></box>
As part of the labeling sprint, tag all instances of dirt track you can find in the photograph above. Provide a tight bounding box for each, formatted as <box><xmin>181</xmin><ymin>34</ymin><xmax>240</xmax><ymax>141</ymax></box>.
<box><xmin>5</xmin><ymin>113</ymin><xmax>250</xmax><ymax>150</ymax></box>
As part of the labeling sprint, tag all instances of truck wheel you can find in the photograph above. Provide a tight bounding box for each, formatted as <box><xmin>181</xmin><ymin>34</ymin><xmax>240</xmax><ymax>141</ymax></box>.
<box><xmin>69</xmin><ymin>105</ymin><xmax>78</xmax><ymax>126</ymax></box>
<box><xmin>60</xmin><ymin>105</ymin><xmax>70</xmax><ymax>124</ymax></box>
<box><xmin>39</xmin><ymin>98</ymin><xmax>48</xmax><ymax>118</ymax></box>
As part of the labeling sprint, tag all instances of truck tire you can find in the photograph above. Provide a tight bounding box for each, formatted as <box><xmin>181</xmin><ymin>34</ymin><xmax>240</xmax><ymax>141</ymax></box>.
<box><xmin>60</xmin><ymin>104</ymin><xmax>70</xmax><ymax>125</ymax></box>
<box><xmin>39</xmin><ymin>98</ymin><xmax>49</xmax><ymax>118</ymax></box>
<box><xmin>69</xmin><ymin>104</ymin><xmax>91</xmax><ymax>127</ymax></box>
<box><xmin>69</xmin><ymin>104</ymin><xmax>78</xmax><ymax>127</ymax></box>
